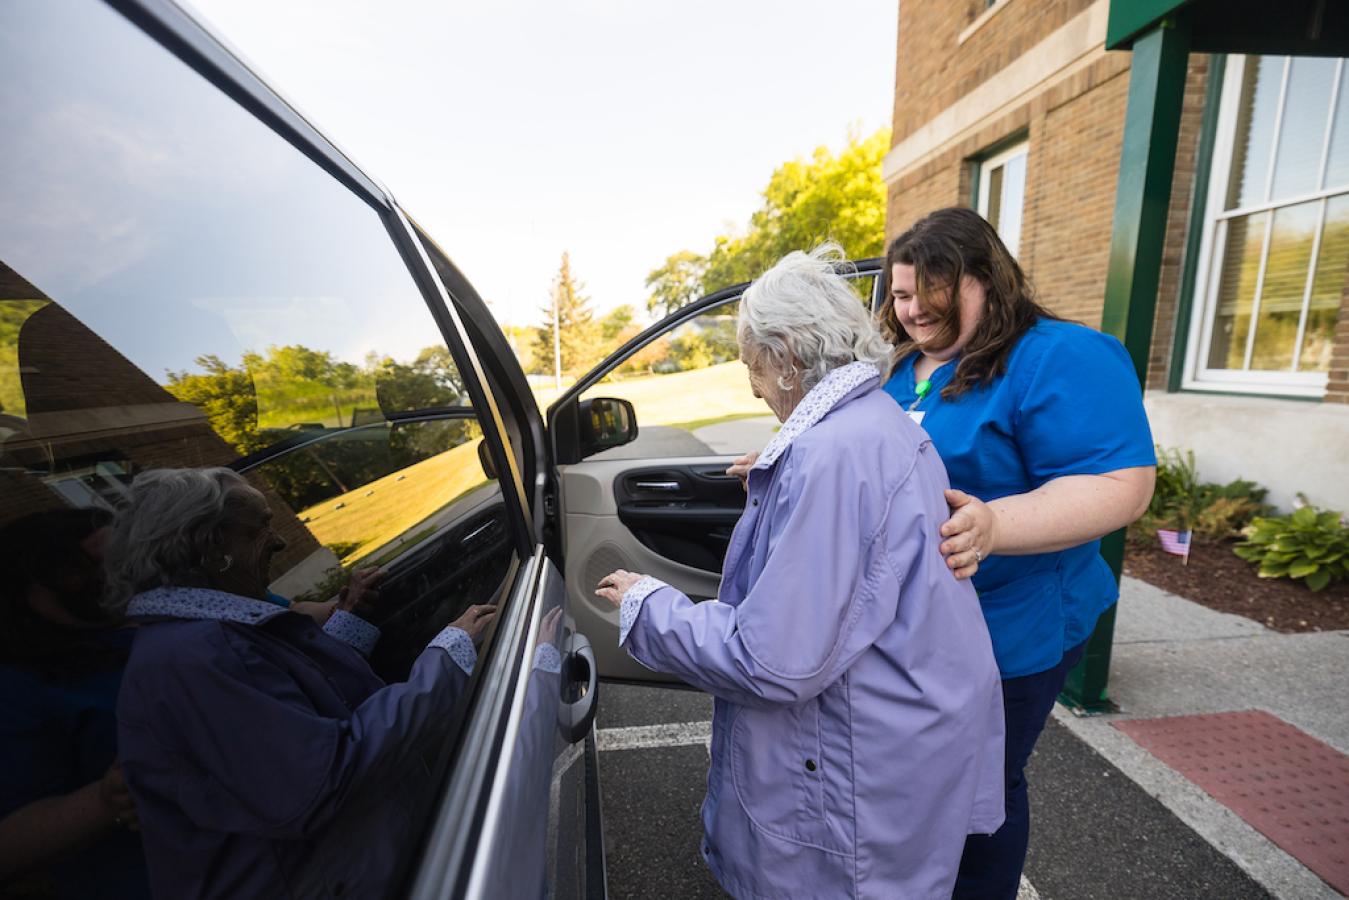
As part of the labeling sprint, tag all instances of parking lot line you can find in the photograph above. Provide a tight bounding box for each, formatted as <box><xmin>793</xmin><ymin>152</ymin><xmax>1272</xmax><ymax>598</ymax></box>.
<box><xmin>596</xmin><ymin>721</ymin><xmax>713</xmax><ymax>752</ymax></box>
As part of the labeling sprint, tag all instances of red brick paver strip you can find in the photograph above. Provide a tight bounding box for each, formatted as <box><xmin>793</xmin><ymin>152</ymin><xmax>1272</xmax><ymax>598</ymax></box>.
<box><xmin>1114</xmin><ymin>710</ymin><xmax>1349</xmax><ymax>896</ymax></box>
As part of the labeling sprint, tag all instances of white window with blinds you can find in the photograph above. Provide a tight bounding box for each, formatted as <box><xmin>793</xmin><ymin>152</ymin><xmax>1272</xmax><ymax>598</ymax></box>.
<box><xmin>1185</xmin><ymin>54</ymin><xmax>1349</xmax><ymax>397</ymax></box>
<box><xmin>977</xmin><ymin>141</ymin><xmax>1028</xmax><ymax>259</ymax></box>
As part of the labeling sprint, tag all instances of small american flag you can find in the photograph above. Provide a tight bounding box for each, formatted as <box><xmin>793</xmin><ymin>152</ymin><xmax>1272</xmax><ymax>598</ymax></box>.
<box><xmin>1157</xmin><ymin>528</ymin><xmax>1193</xmax><ymax>564</ymax></box>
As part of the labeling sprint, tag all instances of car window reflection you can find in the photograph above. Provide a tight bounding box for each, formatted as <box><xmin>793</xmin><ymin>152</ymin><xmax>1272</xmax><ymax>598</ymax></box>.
<box><xmin>0</xmin><ymin>1</ymin><xmax>518</xmax><ymax>895</ymax></box>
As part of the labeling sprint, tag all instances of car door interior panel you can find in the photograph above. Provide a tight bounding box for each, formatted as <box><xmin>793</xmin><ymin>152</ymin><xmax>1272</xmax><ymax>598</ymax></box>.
<box><xmin>559</xmin><ymin>455</ymin><xmax>738</xmax><ymax>683</ymax></box>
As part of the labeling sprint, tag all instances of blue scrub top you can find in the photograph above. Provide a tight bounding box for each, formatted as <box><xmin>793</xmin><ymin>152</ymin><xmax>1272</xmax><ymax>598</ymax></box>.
<box><xmin>883</xmin><ymin>320</ymin><xmax>1155</xmax><ymax>678</ymax></box>
<box><xmin>0</xmin><ymin>628</ymin><xmax>151</xmax><ymax>899</ymax></box>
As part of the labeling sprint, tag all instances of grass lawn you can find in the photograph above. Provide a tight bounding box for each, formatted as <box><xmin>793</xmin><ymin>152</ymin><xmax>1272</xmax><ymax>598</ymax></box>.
<box><xmin>665</xmin><ymin>411</ymin><xmax>771</xmax><ymax>432</ymax></box>
<box><xmin>300</xmin><ymin>438</ymin><xmax>489</xmax><ymax>564</ymax></box>
<box><xmin>300</xmin><ymin>362</ymin><xmax>765</xmax><ymax>564</ymax></box>
<box><xmin>530</xmin><ymin>361</ymin><xmax>767</xmax><ymax>431</ymax></box>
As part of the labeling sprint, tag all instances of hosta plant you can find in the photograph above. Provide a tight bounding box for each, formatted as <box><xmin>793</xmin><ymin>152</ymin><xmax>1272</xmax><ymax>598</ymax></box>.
<box><xmin>1234</xmin><ymin>502</ymin><xmax>1349</xmax><ymax>592</ymax></box>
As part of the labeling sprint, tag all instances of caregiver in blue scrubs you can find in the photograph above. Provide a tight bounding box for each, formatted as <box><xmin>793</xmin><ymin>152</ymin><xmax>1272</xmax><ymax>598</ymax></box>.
<box><xmin>880</xmin><ymin>208</ymin><xmax>1156</xmax><ymax>900</ymax></box>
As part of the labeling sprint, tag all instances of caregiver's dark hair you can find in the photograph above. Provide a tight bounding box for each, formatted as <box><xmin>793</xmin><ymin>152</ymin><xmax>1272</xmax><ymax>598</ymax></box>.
<box><xmin>882</xmin><ymin>207</ymin><xmax>1061</xmax><ymax>399</ymax></box>
<box><xmin>0</xmin><ymin>506</ymin><xmax>123</xmax><ymax>679</ymax></box>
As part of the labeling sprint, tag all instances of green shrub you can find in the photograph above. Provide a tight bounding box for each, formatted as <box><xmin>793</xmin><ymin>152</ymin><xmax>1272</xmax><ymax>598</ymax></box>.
<box><xmin>1233</xmin><ymin>501</ymin><xmax>1349</xmax><ymax>591</ymax></box>
<box><xmin>1137</xmin><ymin>446</ymin><xmax>1200</xmax><ymax>537</ymax></box>
<box><xmin>1193</xmin><ymin>478</ymin><xmax>1272</xmax><ymax>540</ymax></box>
<box><xmin>1135</xmin><ymin>447</ymin><xmax>1271</xmax><ymax>541</ymax></box>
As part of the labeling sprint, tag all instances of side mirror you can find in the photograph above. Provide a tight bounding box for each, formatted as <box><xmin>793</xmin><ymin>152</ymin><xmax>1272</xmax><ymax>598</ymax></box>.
<box><xmin>577</xmin><ymin>397</ymin><xmax>637</xmax><ymax>457</ymax></box>
<box><xmin>477</xmin><ymin>438</ymin><xmax>498</xmax><ymax>480</ymax></box>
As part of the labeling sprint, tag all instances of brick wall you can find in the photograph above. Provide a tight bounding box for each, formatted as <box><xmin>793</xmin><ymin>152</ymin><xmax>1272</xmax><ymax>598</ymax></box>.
<box><xmin>887</xmin><ymin>0</ymin><xmax>1349</xmax><ymax>401</ymax></box>
<box><xmin>1019</xmin><ymin>59</ymin><xmax>1131</xmax><ymax>324</ymax></box>
<box><xmin>892</xmin><ymin>0</ymin><xmax>1099</xmax><ymax>148</ymax></box>
<box><xmin>886</xmin><ymin>52</ymin><xmax>1136</xmax><ymax>327</ymax></box>
<box><xmin>885</xmin><ymin>0</ymin><xmax>1227</xmax><ymax>392</ymax></box>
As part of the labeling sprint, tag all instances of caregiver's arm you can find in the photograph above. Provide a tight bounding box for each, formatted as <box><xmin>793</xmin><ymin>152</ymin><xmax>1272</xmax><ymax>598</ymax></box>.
<box><xmin>940</xmin><ymin>466</ymin><xmax>1155</xmax><ymax>574</ymax></box>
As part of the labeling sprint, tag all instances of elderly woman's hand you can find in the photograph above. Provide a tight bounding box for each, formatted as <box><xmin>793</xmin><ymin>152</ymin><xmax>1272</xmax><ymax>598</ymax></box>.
<box><xmin>940</xmin><ymin>489</ymin><xmax>997</xmax><ymax>580</ymax></box>
<box><xmin>337</xmin><ymin>566</ymin><xmax>386</xmax><ymax>616</ymax></box>
<box><xmin>594</xmin><ymin>569</ymin><xmax>644</xmax><ymax>607</ymax></box>
<box><xmin>726</xmin><ymin>452</ymin><xmax>760</xmax><ymax>491</ymax></box>
<box><xmin>451</xmin><ymin>604</ymin><xmax>498</xmax><ymax>646</ymax></box>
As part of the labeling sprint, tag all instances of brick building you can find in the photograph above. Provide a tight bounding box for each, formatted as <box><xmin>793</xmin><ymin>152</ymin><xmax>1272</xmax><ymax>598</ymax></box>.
<box><xmin>884</xmin><ymin>0</ymin><xmax>1349</xmax><ymax>512</ymax></box>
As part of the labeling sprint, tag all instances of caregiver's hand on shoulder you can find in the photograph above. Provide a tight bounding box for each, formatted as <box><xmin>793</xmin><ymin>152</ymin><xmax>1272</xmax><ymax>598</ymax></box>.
<box><xmin>726</xmin><ymin>452</ymin><xmax>759</xmax><ymax>491</ymax></box>
<box><xmin>941</xmin><ymin>489</ymin><xmax>997</xmax><ymax>580</ymax></box>
<box><xmin>595</xmin><ymin>569</ymin><xmax>644</xmax><ymax>607</ymax></box>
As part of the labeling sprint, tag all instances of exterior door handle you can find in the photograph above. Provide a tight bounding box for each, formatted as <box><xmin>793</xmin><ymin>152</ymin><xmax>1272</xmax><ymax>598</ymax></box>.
<box><xmin>558</xmin><ymin>632</ymin><xmax>598</xmax><ymax>743</ymax></box>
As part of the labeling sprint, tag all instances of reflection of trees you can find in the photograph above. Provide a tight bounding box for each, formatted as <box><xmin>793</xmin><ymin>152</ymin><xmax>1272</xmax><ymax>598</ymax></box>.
<box><xmin>166</xmin><ymin>343</ymin><xmax>476</xmax><ymax>512</ymax></box>
<box><xmin>665</xmin><ymin>316</ymin><xmax>740</xmax><ymax>373</ymax></box>
<box><xmin>165</xmin><ymin>355</ymin><xmax>264</xmax><ymax>451</ymax></box>
<box><xmin>1214</xmin><ymin>207</ymin><xmax>1347</xmax><ymax>371</ymax></box>
<box><xmin>0</xmin><ymin>300</ymin><xmax>49</xmax><ymax>417</ymax></box>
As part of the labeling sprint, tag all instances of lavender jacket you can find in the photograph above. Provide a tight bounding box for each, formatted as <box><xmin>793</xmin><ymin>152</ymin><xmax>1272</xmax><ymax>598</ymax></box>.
<box><xmin>116</xmin><ymin>587</ymin><xmax>476</xmax><ymax>900</ymax></box>
<box><xmin>619</xmin><ymin>362</ymin><xmax>1005</xmax><ymax>899</ymax></box>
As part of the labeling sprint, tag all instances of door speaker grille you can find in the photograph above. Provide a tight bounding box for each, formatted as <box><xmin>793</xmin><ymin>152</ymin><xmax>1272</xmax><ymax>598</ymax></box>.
<box><xmin>583</xmin><ymin>542</ymin><xmax>634</xmax><ymax>594</ymax></box>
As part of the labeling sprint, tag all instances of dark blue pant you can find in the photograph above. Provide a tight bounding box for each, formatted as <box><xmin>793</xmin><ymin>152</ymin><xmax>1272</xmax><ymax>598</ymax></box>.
<box><xmin>951</xmin><ymin>639</ymin><xmax>1089</xmax><ymax>900</ymax></box>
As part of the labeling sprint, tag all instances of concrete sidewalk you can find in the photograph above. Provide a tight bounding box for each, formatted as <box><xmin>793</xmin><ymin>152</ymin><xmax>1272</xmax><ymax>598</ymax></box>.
<box><xmin>1057</xmin><ymin>577</ymin><xmax>1349</xmax><ymax>899</ymax></box>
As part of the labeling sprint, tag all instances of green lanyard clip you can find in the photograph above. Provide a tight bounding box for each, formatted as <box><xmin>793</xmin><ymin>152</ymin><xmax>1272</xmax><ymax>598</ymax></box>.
<box><xmin>907</xmin><ymin>378</ymin><xmax>932</xmax><ymax>413</ymax></box>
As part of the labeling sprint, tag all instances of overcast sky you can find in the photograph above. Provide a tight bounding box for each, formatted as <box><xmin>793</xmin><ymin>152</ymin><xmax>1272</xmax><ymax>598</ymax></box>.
<box><xmin>187</xmin><ymin>0</ymin><xmax>898</xmax><ymax>327</ymax></box>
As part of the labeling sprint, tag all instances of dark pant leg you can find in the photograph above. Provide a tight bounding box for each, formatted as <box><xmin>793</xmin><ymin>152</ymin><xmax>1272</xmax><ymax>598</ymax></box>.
<box><xmin>951</xmin><ymin>640</ymin><xmax>1088</xmax><ymax>900</ymax></box>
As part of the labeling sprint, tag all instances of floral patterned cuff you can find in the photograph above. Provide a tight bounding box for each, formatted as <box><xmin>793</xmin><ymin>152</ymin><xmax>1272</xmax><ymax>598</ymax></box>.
<box><xmin>430</xmin><ymin>626</ymin><xmax>477</xmax><ymax>675</ymax></box>
<box><xmin>323</xmin><ymin>610</ymin><xmax>380</xmax><ymax>657</ymax></box>
<box><xmin>618</xmin><ymin>576</ymin><xmax>667</xmax><ymax>647</ymax></box>
<box><xmin>533</xmin><ymin>643</ymin><xmax>563</xmax><ymax>674</ymax></box>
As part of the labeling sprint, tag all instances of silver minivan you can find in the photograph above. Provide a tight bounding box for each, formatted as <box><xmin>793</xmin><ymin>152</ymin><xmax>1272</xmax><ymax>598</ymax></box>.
<box><xmin>0</xmin><ymin>2</ymin><xmax>884</xmax><ymax>896</ymax></box>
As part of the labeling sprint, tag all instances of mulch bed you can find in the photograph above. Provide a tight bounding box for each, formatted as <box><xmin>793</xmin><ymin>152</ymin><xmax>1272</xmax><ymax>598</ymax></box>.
<box><xmin>1124</xmin><ymin>538</ymin><xmax>1349</xmax><ymax>634</ymax></box>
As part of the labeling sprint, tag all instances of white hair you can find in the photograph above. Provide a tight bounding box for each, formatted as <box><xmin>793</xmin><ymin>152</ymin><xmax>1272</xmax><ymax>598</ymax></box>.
<box><xmin>738</xmin><ymin>243</ymin><xmax>890</xmax><ymax>392</ymax></box>
<box><xmin>103</xmin><ymin>467</ymin><xmax>257</xmax><ymax>614</ymax></box>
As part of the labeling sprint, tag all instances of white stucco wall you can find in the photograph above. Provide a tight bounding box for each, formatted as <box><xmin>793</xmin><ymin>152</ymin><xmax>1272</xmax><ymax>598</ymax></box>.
<box><xmin>1144</xmin><ymin>392</ymin><xmax>1349</xmax><ymax>514</ymax></box>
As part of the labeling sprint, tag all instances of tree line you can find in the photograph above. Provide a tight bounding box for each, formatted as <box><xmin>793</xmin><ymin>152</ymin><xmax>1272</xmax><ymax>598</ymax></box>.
<box><xmin>519</xmin><ymin>127</ymin><xmax>890</xmax><ymax>379</ymax></box>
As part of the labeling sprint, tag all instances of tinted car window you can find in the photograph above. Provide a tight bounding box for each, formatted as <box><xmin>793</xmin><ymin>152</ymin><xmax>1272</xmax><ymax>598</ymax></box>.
<box><xmin>0</xmin><ymin>1</ymin><xmax>514</xmax><ymax>893</ymax></box>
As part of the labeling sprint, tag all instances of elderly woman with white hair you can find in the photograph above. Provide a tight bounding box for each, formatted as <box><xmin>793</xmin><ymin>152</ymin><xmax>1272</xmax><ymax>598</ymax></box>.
<box><xmin>104</xmin><ymin>467</ymin><xmax>496</xmax><ymax>900</ymax></box>
<box><xmin>596</xmin><ymin>246</ymin><xmax>1006</xmax><ymax>899</ymax></box>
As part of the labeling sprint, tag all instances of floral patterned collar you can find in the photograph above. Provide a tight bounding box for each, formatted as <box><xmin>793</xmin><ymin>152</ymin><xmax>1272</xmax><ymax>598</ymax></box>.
<box><xmin>126</xmin><ymin>586</ymin><xmax>289</xmax><ymax>626</ymax></box>
<box><xmin>753</xmin><ymin>361</ymin><xmax>881</xmax><ymax>470</ymax></box>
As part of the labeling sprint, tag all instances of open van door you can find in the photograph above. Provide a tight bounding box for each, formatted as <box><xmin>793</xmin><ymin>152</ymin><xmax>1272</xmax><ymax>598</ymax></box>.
<box><xmin>548</xmin><ymin>261</ymin><xmax>885</xmax><ymax>682</ymax></box>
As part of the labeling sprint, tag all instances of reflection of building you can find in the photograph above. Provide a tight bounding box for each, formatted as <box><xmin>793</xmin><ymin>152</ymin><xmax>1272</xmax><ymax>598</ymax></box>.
<box><xmin>884</xmin><ymin>1</ymin><xmax>1349</xmax><ymax>511</ymax></box>
<box><xmin>0</xmin><ymin>261</ymin><xmax>324</xmax><ymax>578</ymax></box>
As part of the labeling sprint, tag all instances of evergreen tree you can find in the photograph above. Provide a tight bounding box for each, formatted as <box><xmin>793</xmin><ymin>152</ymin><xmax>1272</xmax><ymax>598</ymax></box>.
<box><xmin>534</xmin><ymin>253</ymin><xmax>601</xmax><ymax>380</ymax></box>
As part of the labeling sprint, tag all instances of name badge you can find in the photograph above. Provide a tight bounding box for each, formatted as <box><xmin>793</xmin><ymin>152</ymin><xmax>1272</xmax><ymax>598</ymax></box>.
<box><xmin>907</xmin><ymin>410</ymin><xmax>926</xmax><ymax>426</ymax></box>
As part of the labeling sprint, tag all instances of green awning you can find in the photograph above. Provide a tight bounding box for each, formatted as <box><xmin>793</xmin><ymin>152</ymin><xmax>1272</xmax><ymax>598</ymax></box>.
<box><xmin>1108</xmin><ymin>0</ymin><xmax>1349</xmax><ymax>56</ymax></box>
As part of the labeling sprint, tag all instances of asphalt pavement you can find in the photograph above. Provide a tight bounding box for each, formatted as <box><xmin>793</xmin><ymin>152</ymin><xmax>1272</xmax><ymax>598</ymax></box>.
<box><xmin>591</xmin><ymin>575</ymin><xmax>1348</xmax><ymax>899</ymax></box>
<box><xmin>595</xmin><ymin>681</ymin><xmax>1272</xmax><ymax>900</ymax></box>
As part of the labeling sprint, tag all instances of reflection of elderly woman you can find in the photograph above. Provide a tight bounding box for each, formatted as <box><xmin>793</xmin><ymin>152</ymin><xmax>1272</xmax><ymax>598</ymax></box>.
<box><xmin>105</xmin><ymin>468</ymin><xmax>495</xmax><ymax>899</ymax></box>
<box><xmin>596</xmin><ymin>247</ymin><xmax>1005</xmax><ymax>898</ymax></box>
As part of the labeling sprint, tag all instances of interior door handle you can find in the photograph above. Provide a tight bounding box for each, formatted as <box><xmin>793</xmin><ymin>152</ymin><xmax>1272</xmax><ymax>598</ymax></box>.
<box><xmin>558</xmin><ymin>632</ymin><xmax>598</xmax><ymax>743</ymax></box>
<box><xmin>634</xmin><ymin>480</ymin><xmax>681</xmax><ymax>492</ymax></box>
<box><xmin>460</xmin><ymin>520</ymin><xmax>495</xmax><ymax>545</ymax></box>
